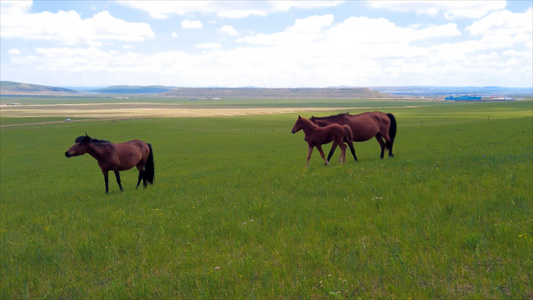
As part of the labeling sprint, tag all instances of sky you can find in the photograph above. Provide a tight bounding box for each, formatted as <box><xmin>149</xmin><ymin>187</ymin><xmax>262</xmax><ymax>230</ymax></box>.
<box><xmin>1</xmin><ymin>0</ymin><xmax>532</xmax><ymax>88</ymax></box>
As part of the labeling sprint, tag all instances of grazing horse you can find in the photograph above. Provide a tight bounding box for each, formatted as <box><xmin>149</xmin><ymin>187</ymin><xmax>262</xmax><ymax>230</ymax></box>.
<box><xmin>310</xmin><ymin>111</ymin><xmax>397</xmax><ymax>161</ymax></box>
<box><xmin>65</xmin><ymin>135</ymin><xmax>154</xmax><ymax>193</ymax></box>
<box><xmin>291</xmin><ymin>115</ymin><xmax>353</xmax><ymax>168</ymax></box>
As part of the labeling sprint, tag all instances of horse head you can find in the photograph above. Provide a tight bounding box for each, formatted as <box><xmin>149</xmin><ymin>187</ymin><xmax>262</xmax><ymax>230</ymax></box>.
<box><xmin>291</xmin><ymin>116</ymin><xmax>303</xmax><ymax>134</ymax></box>
<box><xmin>65</xmin><ymin>135</ymin><xmax>92</xmax><ymax>157</ymax></box>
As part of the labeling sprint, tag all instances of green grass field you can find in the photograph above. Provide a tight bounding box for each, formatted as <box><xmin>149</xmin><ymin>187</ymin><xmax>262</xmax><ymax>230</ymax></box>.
<box><xmin>1</xmin><ymin>100</ymin><xmax>532</xmax><ymax>298</ymax></box>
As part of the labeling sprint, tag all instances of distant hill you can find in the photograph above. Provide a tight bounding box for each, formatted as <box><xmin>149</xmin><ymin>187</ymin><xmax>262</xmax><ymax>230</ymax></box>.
<box><xmin>6</xmin><ymin>81</ymin><xmax>527</xmax><ymax>99</ymax></box>
<box><xmin>0</xmin><ymin>81</ymin><xmax>78</xmax><ymax>95</ymax></box>
<box><xmin>163</xmin><ymin>87</ymin><xmax>390</xmax><ymax>99</ymax></box>
<box><xmin>90</xmin><ymin>85</ymin><xmax>176</xmax><ymax>94</ymax></box>
<box><xmin>373</xmin><ymin>86</ymin><xmax>533</xmax><ymax>97</ymax></box>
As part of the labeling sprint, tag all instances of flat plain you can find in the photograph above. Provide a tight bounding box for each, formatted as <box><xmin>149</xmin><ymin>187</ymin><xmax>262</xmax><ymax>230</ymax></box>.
<box><xmin>1</xmin><ymin>98</ymin><xmax>532</xmax><ymax>298</ymax></box>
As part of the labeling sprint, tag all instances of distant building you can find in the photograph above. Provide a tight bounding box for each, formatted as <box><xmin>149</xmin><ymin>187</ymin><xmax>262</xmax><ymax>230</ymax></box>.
<box><xmin>445</xmin><ymin>95</ymin><xmax>482</xmax><ymax>101</ymax></box>
<box><xmin>491</xmin><ymin>97</ymin><xmax>515</xmax><ymax>101</ymax></box>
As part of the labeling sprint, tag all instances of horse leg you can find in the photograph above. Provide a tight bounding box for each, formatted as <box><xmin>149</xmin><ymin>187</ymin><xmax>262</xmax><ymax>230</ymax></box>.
<box><xmin>143</xmin><ymin>170</ymin><xmax>148</xmax><ymax>187</ymax></box>
<box><xmin>348</xmin><ymin>141</ymin><xmax>358</xmax><ymax>161</ymax></box>
<box><xmin>135</xmin><ymin>164</ymin><xmax>148</xmax><ymax>189</ymax></box>
<box><xmin>380</xmin><ymin>125</ymin><xmax>394</xmax><ymax>157</ymax></box>
<box><xmin>339</xmin><ymin>142</ymin><xmax>347</xmax><ymax>163</ymax></box>
<box><xmin>306</xmin><ymin>146</ymin><xmax>314</xmax><ymax>169</ymax></box>
<box><xmin>136</xmin><ymin>168</ymin><xmax>144</xmax><ymax>189</ymax></box>
<box><xmin>327</xmin><ymin>143</ymin><xmax>338</xmax><ymax>162</ymax></box>
<box><xmin>375</xmin><ymin>133</ymin><xmax>386</xmax><ymax>159</ymax></box>
<box><xmin>114</xmin><ymin>170</ymin><xmax>124</xmax><ymax>192</ymax></box>
<box><xmin>387</xmin><ymin>138</ymin><xmax>394</xmax><ymax>157</ymax></box>
<box><xmin>317</xmin><ymin>145</ymin><xmax>330</xmax><ymax>166</ymax></box>
<box><xmin>103</xmin><ymin>170</ymin><xmax>109</xmax><ymax>194</ymax></box>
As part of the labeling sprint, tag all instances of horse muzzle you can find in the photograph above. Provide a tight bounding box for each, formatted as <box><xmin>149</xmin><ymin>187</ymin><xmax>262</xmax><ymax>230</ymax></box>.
<box><xmin>65</xmin><ymin>151</ymin><xmax>72</xmax><ymax>158</ymax></box>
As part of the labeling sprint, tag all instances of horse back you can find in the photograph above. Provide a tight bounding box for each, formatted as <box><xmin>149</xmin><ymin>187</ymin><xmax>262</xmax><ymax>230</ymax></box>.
<box><xmin>347</xmin><ymin>112</ymin><xmax>390</xmax><ymax>141</ymax></box>
<box><xmin>113</xmin><ymin>140</ymin><xmax>150</xmax><ymax>170</ymax></box>
<box><xmin>369</xmin><ymin>112</ymin><xmax>392</xmax><ymax>137</ymax></box>
<box><xmin>324</xmin><ymin>123</ymin><xmax>347</xmax><ymax>143</ymax></box>
<box><xmin>305</xmin><ymin>123</ymin><xmax>344</xmax><ymax>146</ymax></box>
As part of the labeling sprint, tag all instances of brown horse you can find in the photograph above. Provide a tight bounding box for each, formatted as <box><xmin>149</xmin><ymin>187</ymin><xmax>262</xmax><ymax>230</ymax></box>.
<box><xmin>291</xmin><ymin>115</ymin><xmax>353</xmax><ymax>168</ymax></box>
<box><xmin>310</xmin><ymin>111</ymin><xmax>397</xmax><ymax>161</ymax></box>
<box><xmin>65</xmin><ymin>135</ymin><xmax>154</xmax><ymax>193</ymax></box>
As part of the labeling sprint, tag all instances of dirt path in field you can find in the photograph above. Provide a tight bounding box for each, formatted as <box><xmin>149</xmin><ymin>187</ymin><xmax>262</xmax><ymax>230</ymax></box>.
<box><xmin>1</xmin><ymin>103</ymin><xmax>368</xmax><ymax>127</ymax></box>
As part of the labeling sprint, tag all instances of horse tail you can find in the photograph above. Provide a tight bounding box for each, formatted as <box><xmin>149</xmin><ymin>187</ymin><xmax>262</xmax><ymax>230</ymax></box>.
<box><xmin>386</xmin><ymin>113</ymin><xmax>397</xmax><ymax>151</ymax></box>
<box><xmin>387</xmin><ymin>113</ymin><xmax>397</xmax><ymax>141</ymax></box>
<box><xmin>343</xmin><ymin>125</ymin><xmax>353</xmax><ymax>142</ymax></box>
<box><xmin>145</xmin><ymin>143</ymin><xmax>155</xmax><ymax>185</ymax></box>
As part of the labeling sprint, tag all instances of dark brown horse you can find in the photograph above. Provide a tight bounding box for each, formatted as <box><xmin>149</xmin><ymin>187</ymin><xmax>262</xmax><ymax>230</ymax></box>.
<box><xmin>65</xmin><ymin>135</ymin><xmax>154</xmax><ymax>193</ymax></box>
<box><xmin>310</xmin><ymin>111</ymin><xmax>397</xmax><ymax>161</ymax></box>
<box><xmin>291</xmin><ymin>115</ymin><xmax>353</xmax><ymax>168</ymax></box>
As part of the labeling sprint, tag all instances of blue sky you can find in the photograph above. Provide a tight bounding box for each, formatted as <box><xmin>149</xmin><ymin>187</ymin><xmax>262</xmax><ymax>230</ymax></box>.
<box><xmin>1</xmin><ymin>1</ymin><xmax>531</xmax><ymax>88</ymax></box>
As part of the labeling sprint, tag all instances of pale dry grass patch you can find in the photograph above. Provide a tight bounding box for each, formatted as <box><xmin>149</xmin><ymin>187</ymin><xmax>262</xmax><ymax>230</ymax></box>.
<box><xmin>0</xmin><ymin>102</ymin><xmax>356</xmax><ymax>119</ymax></box>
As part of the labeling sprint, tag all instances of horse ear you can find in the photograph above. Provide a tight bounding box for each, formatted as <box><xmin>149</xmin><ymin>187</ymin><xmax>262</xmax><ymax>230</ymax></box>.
<box><xmin>298</xmin><ymin>115</ymin><xmax>301</xmax><ymax>119</ymax></box>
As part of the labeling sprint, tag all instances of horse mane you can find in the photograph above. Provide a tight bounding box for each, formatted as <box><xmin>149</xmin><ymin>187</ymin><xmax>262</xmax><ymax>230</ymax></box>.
<box><xmin>311</xmin><ymin>112</ymin><xmax>350</xmax><ymax>121</ymax></box>
<box><xmin>75</xmin><ymin>135</ymin><xmax>110</xmax><ymax>144</ymax></box>
<box><xmin>299</xmin><ymin>116</ymin><xmax>318</xmax><ymax>127</ymax></box>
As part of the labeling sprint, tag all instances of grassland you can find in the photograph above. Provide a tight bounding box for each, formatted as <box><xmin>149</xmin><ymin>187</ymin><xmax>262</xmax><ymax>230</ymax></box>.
<box><xmin>1</xmin><ymin>99</ymin><xmax>532</xmax><ymax>298</ymax></box>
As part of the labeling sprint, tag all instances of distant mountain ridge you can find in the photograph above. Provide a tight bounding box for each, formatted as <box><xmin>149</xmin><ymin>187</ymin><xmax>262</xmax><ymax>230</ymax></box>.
<box><xmin>0</xmin><ymin>81</ymin><xmax>389</xmax><ymax>98</ymax></box>
<box><xmin>373</xmin><ymin>86</ymin><xmax>533</xmax><ymax>97</ymax></box>
<box><xmin>162</xmin><ymin>87</ymin><xmax>389</xmax><ymax>99</ymax></box>
<box><xmin>1</xmin><ymin>81</ymin><xmax>78</xmax><ymax>95</ymax></box>
<box><xmin>90</xmin><ymin>85</ymin><xmax>176</xmax><ymax>94</ymax></box>
<box><xmin>2</xmin><ymin>81</ymin><xmax>531</xmax><ymax>98</ymax></box>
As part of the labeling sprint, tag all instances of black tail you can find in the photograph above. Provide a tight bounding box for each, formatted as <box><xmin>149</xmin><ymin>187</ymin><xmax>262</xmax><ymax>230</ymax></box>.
<box><xmin>386</xmin><ymin>113</ymin><xmax>397</xmax><ymax>155</ymax></box>
<box><xmin>145</xmin><ymin>143</ymin><xmax>155</xmax><ymax>185</ymax></box>
<box><xmin>387</xmin><ymin>113</ymin><xmax>397</xmax><ymax>142</ymax></box>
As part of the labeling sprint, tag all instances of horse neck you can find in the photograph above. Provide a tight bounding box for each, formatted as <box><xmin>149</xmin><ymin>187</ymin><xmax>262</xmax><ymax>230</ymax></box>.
<box><xmin>299</xmin><ymin>118</ymin><xmax>318</xmax><ymax>135</ymax></box>
<box><xmin>314</xmin><ymin>119</ymin><xmax>329</xmax><ymax>126</ymax></box>
<box><xmin>86</xmin><ymin>142</ymin><xmax>108</xmax><ymax>161</ymax></box>
<box><xmin>318</xmin><ymin>117</ymin><xmax>342</xmax><ymax>125</ymax></box>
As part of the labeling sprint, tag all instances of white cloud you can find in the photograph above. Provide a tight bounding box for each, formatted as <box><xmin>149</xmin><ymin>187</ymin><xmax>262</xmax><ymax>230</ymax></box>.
<box><xmin>241</xmin><ymin>15</ymin><xmax>334</xmax><ymax>45</ymax></box>
<box><xmin>8</xmin><ymin>49</ymin><xmax>21</xmax><ymax>55</ymax></box>
<box><xmin>118</xmin><ymin>0</ymin><xmax>344</xmax><ymax>19</ymax></box>
<box><xmin>181</xmin><ymin>20</ymin><xmax>203</xmax><ymax>29</ymax></box>
<box><xmin>242</xmin><ymin>14</ymin><xmax>460</xmax><ymax>59</ymax></box>
<box><xmin>195</xmin><ymin>43</ymin><xmax>221</xmax><ymax>49</ymax></box>
<box><xmin>467</xmin><ymin>8</ymin><xmax>532</xmax><ymax>42</ymax></box>
<box><xmin>0</xmin><ymin>2</ymin><xmax>154</xmax><ymax>45</ymax></box>
<box><xmin>2</xmin><ymin>1</ymin><xmax>530</xmax><ymax>88</ymax></box>
<box><xmin>272</xmin><ymin>1</ymin><xmax>345</xmax><ymax>12</ymax></box>
<box><xmin>326</xmin><ymin>17</ymin><xmax>460</xmax><ymax>47</ymax></box>
<box><xmin>219</xmin><ymin>25</ymin><xmax>238</xmax><ymax>36</ymax></box>
<box><xmin>216</xmin><ymin>8</ymin><xmax>267</xmax><ymax>19</ymax></box>
<box><xmin>368</xmin><ymin>1</ymin><xmax>506</xmax><ymax>19</ymax></box>
<box><xmin>117</xmin><ymin>1</ymin><xmax>212</xmax><ymax>19</ymax></box>
<box><xmin>0</xmin><ymin>1</ymin><xmax>32</xmax><ymax>15</ymax></box>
